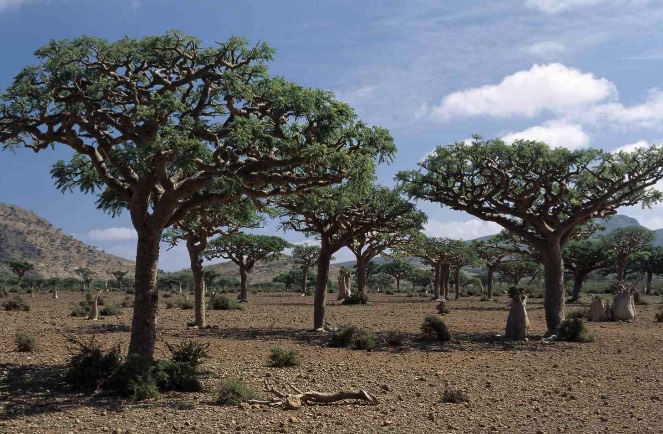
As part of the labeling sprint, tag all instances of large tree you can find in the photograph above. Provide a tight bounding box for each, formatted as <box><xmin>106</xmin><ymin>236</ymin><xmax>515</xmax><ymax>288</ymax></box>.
<box><xmin>6</xmin><ymin>260</ymin><xmax>33</xmax><ymax>288</ymax></box>
<box><xmin>291</xmin><ymin>244</ymin><xmax>321</xmax><ymax>294</ymax></box>
<box><xmin>563</xmin><ymin>238</ymin><xmax>611</xmax><ymax>302</ymax></box>
<box><xmin>399</xmin><ymin>138</ymin><xmax>663</xmax><ymax>333</ymax></box>
<box><xmin>603</xmin><ymin>226</ymin><xmax>655</xmax><ymax>282</ymax></box>
<box><xmin>204</xmin><ymin>232</ymin><xmax>291</xmax><ymax>302</ymax></box>
<box><xmin>0</xmin><ymin>32</ymin><xmax>392</xmax><ymax>359</ymax></box>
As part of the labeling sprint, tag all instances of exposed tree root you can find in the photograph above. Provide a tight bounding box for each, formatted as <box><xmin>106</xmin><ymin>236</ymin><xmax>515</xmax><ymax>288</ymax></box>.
<box><xmin>248</xmin><ymin>381</ymin><xmax>378</xmax><ymax>410</ymax></box>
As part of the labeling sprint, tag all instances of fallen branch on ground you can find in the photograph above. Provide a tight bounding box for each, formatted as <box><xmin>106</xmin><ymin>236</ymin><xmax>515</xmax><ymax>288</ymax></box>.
<box><xmin>248</xmin><ymin>381</ymin><xmax>378</xmax><ymax>410</ymax></box>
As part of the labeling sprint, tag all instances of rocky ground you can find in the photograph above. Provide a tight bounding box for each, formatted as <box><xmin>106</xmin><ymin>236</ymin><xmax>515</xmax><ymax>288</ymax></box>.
<box><xmin>0</xmin><ymin>291</ymin><xmax>662</xmax><ymax>434</ymax></box>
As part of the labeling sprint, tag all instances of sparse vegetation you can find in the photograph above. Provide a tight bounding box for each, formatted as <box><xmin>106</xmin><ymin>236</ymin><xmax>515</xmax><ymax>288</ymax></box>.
<box><xmin>15</xmin><ymin>330</ymin><xmax>38</xmax><ymax>352</ymax></box>
<box><xmin>436</xmin><ymin>300</ymin><xmax>450</xmax><ymax>314</ymax></box>
<box><xmin>2</xmin><ymin>295</ymin><xmax>30</xmax><ymax>311</ymax></box>
<box><xmin>441</xmin><ymin>387</ymin><xmax>470</xmax><ymax>404</ymax></box>
<box><xmin>341</xmin><ymin>292</ymin><xmax>369</xmax><ymax>305</ymax></box>
<box><xmin>209</xmin><ymin>295</ymin><xmax>244</xmax><ymax>311</ymax></box>
<box><xmin>268</xmin><ymin>346</ymin><xmax>301</xmax><ymax>367</ymax></box>
<box><xmin>330</xmin><ymin>326</ymin><xmax>376</xmax><ymax>350</ymax></box>
<box><xmin>65</xmin><ymin>337</ymin><xmax>122</xmax><ymax>391</ymax></box>
<box><xmin>216</xmin><ymin>378</ymin><xmax>260</xmax><ymax>405</ymax></box>
<box><xmin>100</xmin><ymin>304</ymin><xmax>122</xmax><ymax>316</ymax></box>
<box><xmin>557</xmin><ymin>318</ymin><xmax>594</xmax><ymax>343</ymax></box>
<box><xmin>421</xmin><ymin>315</ymin><xmax>451</xmax><ymax>342</ymax></box>
<box><xmin>166</xmin><ymin>340</ymin><xmax>210</xmax><ymax>367</ymax></box>
<box><xmin>177</xmin><ymin>299</ymin><xmax>194</xmax><ymax>310</ymax></box>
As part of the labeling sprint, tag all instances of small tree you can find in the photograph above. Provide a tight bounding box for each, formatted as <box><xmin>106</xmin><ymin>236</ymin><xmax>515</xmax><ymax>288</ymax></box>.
<box><xmin>633</xmin><ymin>245</ymin><xmax>663</xmax><ymax>295</ymax></box>
<box><xmin>205</xmin><ymin>232</ymin><xmax>291</xmax><ymax>302</ymax></box>
<box><xmin>6</xmin><ymin>260</ymin><xmax>33</xmax><ymax>288</ymax></box>
<box><xmin>563</xmin><ymin>239</ymin><xmax>611</xmax><ymax>302</ymax></box>
<box><xmin>108</xmin><ymin>270</ymin><xmax>129</xmax><ymax>292</ymax></box>
<box><xmin>399</xmin><ymin>137</ymin><xmax>663</xmax><ymax>333</ymax></box>
<box><xmin>74</xmin><ymin>267</ymin><xmax>94</xmax><ymax>291</ymax></box>
<box><xmin>603</xmin><ymin>226</ymin><xmax>655</xmax><ymax>282</ymax></box>
<box><xmin>496</xmin><ymin>260</ymin><xmax>541</xmax><ymax>287</ymax></box>
<box><xmin>379</xmin><ymin>258</ymin><xmax>415</xmax><ymax>292</ymax></box>
<box><xmin>273</xmin><ymin>269</ymin><xmax>314</xmax><ymax>292</ymax></box>
<box><xmin>292</xmin><ymin>245</ymin><xmax>320</xmax><ymax>294</ymax></box>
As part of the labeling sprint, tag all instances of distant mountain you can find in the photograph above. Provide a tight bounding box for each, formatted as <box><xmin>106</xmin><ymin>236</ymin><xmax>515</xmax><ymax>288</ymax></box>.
<box><xmin>0</xmin><ymin>202</ymin><xmax>134</xmax><ymax>279</ymax></box>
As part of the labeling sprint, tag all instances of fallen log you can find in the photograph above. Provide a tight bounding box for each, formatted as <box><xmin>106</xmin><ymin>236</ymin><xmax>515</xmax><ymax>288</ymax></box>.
<box><xmin>248</xmin><ymin>381</ymin><xmax>378</xmax><ymax>410</ymax></box>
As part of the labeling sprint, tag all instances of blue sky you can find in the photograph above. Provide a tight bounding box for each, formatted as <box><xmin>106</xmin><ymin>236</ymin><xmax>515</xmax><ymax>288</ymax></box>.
<box><xmin>2</xmin><ymin>0</ymin><xmax>663</xmax><ymax>270</ymax></box>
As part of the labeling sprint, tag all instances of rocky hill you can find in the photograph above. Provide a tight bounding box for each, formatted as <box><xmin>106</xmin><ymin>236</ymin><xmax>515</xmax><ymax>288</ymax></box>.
<box><xmin>0</xmin><ymin>202</ymin><xmax>134</xmax><ymax>279</ymax></box>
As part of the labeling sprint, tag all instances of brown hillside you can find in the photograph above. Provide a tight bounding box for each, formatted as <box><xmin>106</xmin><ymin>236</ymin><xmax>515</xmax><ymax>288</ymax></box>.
<box><xmin>0</xmin><ymin>202</ymin><xmax>134</xmax><ymax>279</ymax></box>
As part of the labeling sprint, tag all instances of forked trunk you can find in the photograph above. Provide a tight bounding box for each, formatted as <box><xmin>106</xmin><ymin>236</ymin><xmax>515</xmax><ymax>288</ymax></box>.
<box><xmin>541</xmin><ymin>241</ymin><xmax>565</xmax><ymax>334</ymax></box>
<box><xmin>187</xmin><ymin>239</ymin><xmax>206</xmax><ymax>328</ymax></box>
<box><xmin>486</xmin><ymin>266</ymin><xmax>495</xmax><ymax>300</ymax></box>
<box><xmin>314</xmin><ymin>250</ymin><xmax>333</xmax><ymax>330</ymax></box>
<box><xmin>239</xmin><ymin>267</ymin><xmax>249</xmax><ymax>303</ymax></box>
<box><xmin>128</xmin><ymin>232</ymin><xmax>161</xmax><ymax>359</ymax></box>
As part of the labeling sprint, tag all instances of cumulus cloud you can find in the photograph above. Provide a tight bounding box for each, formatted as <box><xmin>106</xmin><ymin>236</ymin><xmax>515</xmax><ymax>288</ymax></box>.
<box><xmin>424</xmin><ymin>219</ymin><xmax>501</xmax><ymax>240</ymax></box>
<box><xmin>431</xmin><ymin>63</ymin><xmax>617</xmax><ymax>120</ymax></box>
<box><xmin>88</xmin><ymin>227</ymin><xmax>137</xmax><ymax>241</ymax></box>
<box><xmin>581</xmin><ymin>89</ymin><xmax>663</xmax><ymax>130</ymax></box>
<box><xmin>502</xmin><ymin>120</ymin><xmax>589</xmax><ymax>149</ymax></box>
<box><xmin>526</xmin><ymin>41</ymin><xmax>567</xmax><ymax>58</ymax></box>
<box><xmin>612</xmin><ymin>140</ymin><xmax>651</xmax><ymax>153</ymax></box>
<box><xmin>525</xmin><ymin>0</ymin><xmax>608</xmax><ymax>14</ymax></box>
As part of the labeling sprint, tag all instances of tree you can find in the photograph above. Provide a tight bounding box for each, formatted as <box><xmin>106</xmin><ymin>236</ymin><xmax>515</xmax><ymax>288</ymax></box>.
<box><xmin>603</xmin><ymin>226</ymin><xmax>655</xmax><ymax>282</ymax></box>
<box><xmin>6</xmin><ymin>260</ymin><xmax>33</xmax><ymax>288</ymax></box>
<box><xmin>496</xmin><ymin>260</ymin><xmax>540</xmax><ymax>286</ymax></box>
<box><xmin>292</xmin><ymin>245</ymin><xmax>320</xmax><ymax>294</ymax></box>
<box><xmin>379</xmin><ymin>258</ymin><xmax>415</xmax><ymax>291</ymax></box>
<box><xmin>406</xmin><ymin>268</ymin><xmax>433</xmax><ymax>292</ymax></box>
<box><xmin>447</xmin><ymin>239</ymin><xmax>477</xmax><ymax>300</ymax></box>
<box><xmin>1</xmin><ymin>32</ymin><xmax>392</xmax><ymax>359</ymax></box>
<box><xmin>273</xmin><ymin>269</ymin><xmax>315</xmax><ymax>291</ymax></box>
<box><xmin>347</xmin><ymin>189</ymin><xmax>426</xmax><ymax>294</ymax></box>
<box><xmin>632</xmin><ymin>245</ymin><xmax>663</xmax><ymax>295</ymax></box>
<box><xmin>398</xmin><ymin>137</ymin><xmax>663</xmax><ymax>333</ymax></box>
<box><xmin>563</xmin><ymin>239</ymin><xmax>611</xmax><ymax>302</ymax></box>
<box><xmin>108</xmin><ymin>269</ymin><xmax>129</xmax><ymax>291</ymax></box>
<box><xmin>405</xmin><ymin>235</ymin><xmax>464</xmax><ymax>300</ymax></box>
<box><xmin>74</xmin><ymin>267</ymin><xmax>94</xmax><ymax>291</ymax></box>
<box><xmin>205</xmin><ymin>232</ymin><xmax>291</xmax><ymax>302</ymax></box>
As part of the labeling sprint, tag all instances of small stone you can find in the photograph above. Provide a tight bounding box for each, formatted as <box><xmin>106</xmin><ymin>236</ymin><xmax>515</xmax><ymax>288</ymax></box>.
<box><xmin>380</xmin><ymin>384</ymin><xmax>390</xmax><ymax>392</ymax></box>
<box><xmin>289</xmin><ymin>416</ymin><xmax>299</xmax><ymax>424</ymax></box>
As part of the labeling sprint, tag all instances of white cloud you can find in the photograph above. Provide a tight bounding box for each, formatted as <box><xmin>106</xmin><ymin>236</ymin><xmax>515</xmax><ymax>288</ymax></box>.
<box><xmin>88</xmin><ymin>227</ymin><xmax>137</xmax><ymax>241</ymax></box>
<box><xmin>581</xmin><ymin>89</ymin><xmax>663</xmax><ymax>130</ymax></box>
<box><xmin>424</xmin><ymin>219</ymin><xmax>501</xmax><ymax>240</ymax></box>
<box><xmin>431</xmin><ymin>63</ymin><xmax>617</xmax><ymax>120</ymax></box>
<box><xmin>502</xmin><ymin>120</ymin><xmax>589</xmax><ymax>149</ymax></box>
<box><xmin>525</xmin><ymin>0</ymin><xmax>608</xmax><ymax>14</ymax></box>
<box><xmin>612</xmin><ymin>140</ymin><xmax>651</xmax><ymax>153</ymax></box>
<box><xmin>526</xmin><ymin>41</ymin><xmax>567</xmax><ymax>58</ymax></box>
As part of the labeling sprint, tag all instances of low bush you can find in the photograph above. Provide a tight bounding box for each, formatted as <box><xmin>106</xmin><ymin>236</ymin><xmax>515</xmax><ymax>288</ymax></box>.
<box><xmin>436</xmin><ymin>300</ymin><xmax>450</xmax><ymax>315</ymax></box>
<box><xmin>268</xmin><ymin>347</ymin><xmax>301</xmax><ymax>367</ymax></box>
<box><xmin>441</xmin><ymin>387</ymin><xmax>470</xmax><ymax>404</ymax></box>
<box><xmin>100</xmin><ymin>305</ymin><xmax>122</xmax><ymax>316</ymax></box>
<box><xmin>384</xmin><ymin>331</ymin><xmax>406</xmax><ymax>347</ymax></box>
<box><xmin>70</xmin><ymin>305</ymin><xmax>90</xmax><ymax>317</ymax></box>
<box><xmin>177</xmin><ymin>299</ymin><xmax>194</xmax><ymax>310</ymax></box>
<box><xmin>120</xmin><ymin>297</ymin><xmax>133</xmax><ymax>308</ymax></box>
<box><xmin>15</xmin><ymin>330</ymin><xmax>38</xmax><ymax>352</ymax></box>
<box><xmin>216</xmin><ymin>378</ymin><xmax>259</xmax><ymax>405</ymax></box>
<box><xmin>65</xmin><ymin>337</ymin><xmax>122</xmax><ymax>391</ymax></box>
<box><xmin>329</xmin><ymin>326</ymin><xmax>376</xmax><ymax>350</ymax></box>
<box><xmin>2</xmin><ymin>296</ymin><xmax>30</xmax><ymax>311</ymax></box>
<box><xmin>566</xmin><ymin>308</ymin><xmax>589</xmax><ymax>321</ymax></box>
<box><xmin>153</xmin><ymin>360</ymin><xmax>202</xmax><ymax>393</ymax></box>
<box><xmin>421</xmin><ymin>315</ymin><xmax>451</xmax><ymax>342</ymax></box>
<box><xmin>209</xmin><ymin>295</ymin><xmax>244</xmax><ymax>311</ymax></box>
<box><xmin>557</xmin><ymin>318</ymin><xmax>594</xmax><ymax>343</ymax></box>
<box><xmin>384</xmin><ymin>289</ymin><xmax>395</xmax><ymax>295</ymax></box>
<box><xmin>341</xmin><ymin>292</ymin><xmax>369</xmax><ymax>305</ymax></box>
<box><xmin>633</xmin><ymin>291</ymin><xmax>649</xmax><ymax>305</ymax></box>
<box><xmin>655</xmin><ymin>310</ymin><xmax>663</xmax><ymax>322</ymax></box>
<box><xmin>166</xmin><ymin>339</ymin><xmax>209</xmax><ymax>367</ymax></box>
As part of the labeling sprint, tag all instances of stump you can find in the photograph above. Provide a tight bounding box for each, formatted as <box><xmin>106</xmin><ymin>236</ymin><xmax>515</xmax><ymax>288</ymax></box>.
<box><xmin>505</xmin><ymin>296</ymin><xmax>529</xmax><ymax>340</ymax></box>
<box><xmin>612</xmin><ymin>291</ymin><xmax>636</xmax><ymax>321</ymax></box>
<box><xmin>337</xmin><ymin>270</ymin><xmax>352</xmax><ymax>301</ymax></box>
<box><xmin>88</xmin><ymin>297</ymin><xmax>99</xmax><ymax>320</ymax></box>
<box><xmin>52</xmin><ymin>289</ymin><xmax>58</xmax><ymax>300</ymax></box>
<box><xmin>588</xmin><ymin>298</ymin><xmax>610</xmax><ymax>322</ymax></box>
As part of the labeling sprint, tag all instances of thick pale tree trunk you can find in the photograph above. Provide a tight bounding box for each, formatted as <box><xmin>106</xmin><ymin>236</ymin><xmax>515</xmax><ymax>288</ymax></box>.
<box><xmin>433</xmin><ymin>263</ymin><xmax>441</xmax><ymax>299</ymax></box>
<box><xmin>239</xmin><ymin>267</ymin><xmax>249</xmax><ymax>303</ymax></box>
<box><xmin>128</xmin><ymin>232</ymin><xmax>161</xmax><ymax>359</ymax></box>
<box><xmin>187</xmin><ymin>238</ymin><xmax>206</xmax><ymax>328</ymax></box>
<box><xmin>645</xmin><ymin>271</ymin><xmax>653</xmax><ymax>295</ymax></box>
<box><xmin>541</xmin><ymin>241</ymin><xmax>565</xmax><ymax>334</ymax></box>
<box><xmin>454</xmin><ymin>268</ymin><xmax>460</xmax><ymax>300</ymax></box>
<box><xmin>355</xmin><ymin>253</ymin><xmax>367</xmax><ymax>294</ymax></box>
<box><xmin>314</xmin><ymin>249</ymin><xmax>333</xmax><ymax>330</ymax></box>
<box><xmin>486</xmin><ymin>266</ymin><xmax>495</xmax><ymax>300</ymax></box>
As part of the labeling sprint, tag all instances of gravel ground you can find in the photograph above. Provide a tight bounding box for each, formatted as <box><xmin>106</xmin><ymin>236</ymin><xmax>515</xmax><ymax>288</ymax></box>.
<box><xmin>1</xmin><ymin>291</ymin><xmax>662</xmax><ymax>434</ymax></box>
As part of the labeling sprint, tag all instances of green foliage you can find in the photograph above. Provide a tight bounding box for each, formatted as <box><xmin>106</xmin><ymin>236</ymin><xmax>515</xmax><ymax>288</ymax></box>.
<box><xmin>153</xmin><ymin>360</ymin><xmax>202</xmax><ymax>393</ymax></box>
<box><xmin>557</xmin><ymin>318</ymin><xmax>594</xmax><ymax>343</ymax></box>
<box><xmin>2</xmin><ymin>296</ymin><xmax>30</xmax><ymax>311</ymax></box>
<box><xmin>655</xmin><ymin>310</ymin><xmax>663</xmax><ymax>322</ymax></box>
<box><xmin>566</xmin><ymin>308</ymin><xmax>589</xmax><ymax>320</ymax></box>
<box><xmin>209</xmin><ymin>295</ymin><xmax>244</xmax><ymax>311</ymax></box>
<box><xmin>421</xmin><ymin>315</ymin><xmax>451</xmax><ymax>342</ymax></box>
<box><xmin>507</xmin><ymin>286</ymin><xmax>527</xmax><ymax>301</ymax></box>
<box><xmin>166</xmin><ymin>339</ymin><xmax>210</xmax><ymax>367</ymax></box>
<box><xmin>441</xmin><ymin>388</ymin><xmax>470</xmax><ymax>404</ymax></box>
<box><xmin>5</xmin><ymin>260</ymin><xmax>33</xmax><ymax>286</ymax></box>
<box><xmin>205</xmin><ymin>233</ymin><xmax>292</xmax><ymax>271</ymax></box>
<box><xmin>341</xmin><ymin>292</ymin><xmax>369</xmax><ymax>305</ymax></box>
<box><xmin>70</xmin><ymin>305</ymin><xmax>90</xmax><ymax>317</ymax></box>
<box><xmin>329</xmin><ymin>326</ymin><xmax>376</xmax><ymax>350</ymax></box>
<box><xmin>126</xmin><ymin>374</ymin><xmax>160</xmax><ymax>401</ymax></box>
<box><xmin>216</xmin><ymin>379</ymin><xmax>259</xmax><ymax>405</ymax></box>
<box><xmin>436</xmin><ymin>300</ymin><xmax>450</xmax><ymax>315</ymax></box>
<box><xmin>100</xmin><ymin>305</ymin><xmax>121</xmax><ymax>316</ymax></box>
<box><xmin>15</xmin><ymin>330</ymin><xmax>37</xmax><ymax>352</ymax></box>
<box><xmin>268</xmin><ymin>347</ymin><xmax>301</xmax><ymax>367</ymax></box>
<box><xmin>65</xmin><ymin>337</ymin><xmax>122</xmax><ymax>391</ymax></box>
<box><xmin>177</xmin><ymin>299</ymin><xmax>194</xmax><ymax>310</ymax></box>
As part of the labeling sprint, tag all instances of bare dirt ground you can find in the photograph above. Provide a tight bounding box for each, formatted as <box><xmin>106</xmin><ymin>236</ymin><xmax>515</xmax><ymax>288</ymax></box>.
<box><xmin>1</xmin><ymin>291</ymin><xmax>662</xmax><ymax>434</ymax></box>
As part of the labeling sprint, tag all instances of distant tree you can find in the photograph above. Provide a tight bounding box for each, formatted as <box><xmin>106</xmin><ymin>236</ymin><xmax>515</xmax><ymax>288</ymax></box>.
<box><xmin>368</xmin><ymin>273</ymin><xmax>394</xmax><ymax>291</ymax></box>
<box><xmin>6</xmin><ymin>260</ymin><xmax>33</xmax><ymax>288</ymax></box>
<box><xmin>406</xmin><ymin>268</ymin><xmax>434</xmax><ymax>292</ymax></box>
<box><xmin>496</xmin><ymin>260</ymin><xmax>540</xmax><ymax>287</ymax></box>
<box><xmin>471</xmin><ymin>231</ymin><xmax>529</xmax><ymax>299</ymax></box>
<box><xmin>108</xmin><ymin>270</ymin><xmax>129</xmax><ymax>291</ymax></box>
<box><xmin>379</xmin><ymin>258</ymin><xmax>415</xmax><ymax>291</ymax></box>
<box><xmin>632</xmin><ymin>245</ymin><xmax>663</xmax><ymax>295</ymax></box>
<box><xmin>203</xmin><ymin>270</ymin><xmax>220</xmax><ymax>289</ymax></box>
<box><xmin>292</xmin><ymin>245</ymin><xmax>320</xmax><ymax>294</ymax></box>
<box><xmin>399</xmin><ymin>137</ymin><xmax>663</xmax><ymax>333</ymax></box>
<box><xmin>205</xmin><ymin>233</ymin><xmax>291</xmax><ymax>302</ymax></box>
<box><xmin>563</xmin><ymin>239</ymin><xmax>611</xmax><ymax>302</ymax></box>
<box><xmin>447</xmin><ymin>239</ymin><xmax>477</xmax><ymax>300</ymax></box>
<box><xmin>603</xmin><ymin>226</ymin><xmax>655</xmax><ymax>282</ymax></box>
<box><xmin>1</xmin><ymin>32</ymin><xmax>393</xmax><ymax>359</ymax></box>
<box><xmin>273</xmin><ymin>269</ymin><xmax>315</xmax><ymax>291</ymax></box>
<box><xmin>74</xmin><ymin>267</ymin><xmax>94</xmax><ymax>291</ymax></box>
<box><xmin>405</xmin><ymin>236</ymin><xmax>466</xmax><ymax>300</ymax></box>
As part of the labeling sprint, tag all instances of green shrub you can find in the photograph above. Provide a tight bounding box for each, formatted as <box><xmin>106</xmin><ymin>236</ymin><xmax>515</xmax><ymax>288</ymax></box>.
<box><xmin>557</xmin><ymin>318</ymin><xmax>594</xmax><ymax>343</ymax></box>
<box><xmin>15</xmin><ymin>330</ymin><xmax>37</xmax><ymax>352</ymax></box>
<box><xmin>566</xmin><ymin>308</ymin><xmax>589</xmax><ymax>320</ymax></box>
<box><xmin>655</xmin><ymin>310</ymin><xmax>663</xmax><ymax>322</ymax></box>
<box><xmin>209</xmin><ymin>295</ymin><xmax>244</xmax><ymax>311</ymax></box>
<box><xmin>436</xmin><ymin>300</ymin><xmax>449</xmax><ymax>315</ymax></box>
<box><xmin>166</xmin><ymin>339</ymin><xmax>210</xmax><ymax>367</ymax></box>
<box><xmin>421</xmin><ymin>315</ymin><xmax>451</xmax><ymax>342</ymax></box>
<box><xmin>269</xmin><ymin>347</ymin><xmax>301</xmax><ymax>367</ymax></box>
<box><xmin>100</xmin><ymin>305</ymin><xmax>121</xmax><ymax>316</ymax></box>
<box><xmin>70</xmin><ymin>305</ymin><xmax>90</xmax><ymax>317</ymax></box>
<box><xmin>127</xmin><ymin>373</ymin><xmax>160</xmax><ymax>401</ymax></box>
<box><xmin>341</xmin><ymin>292</ymin><xmax>369</xmax><ymax>305</ymax></box>
<box><xmin>65</xmin><ymin>337</ymin><xmax>122</xmax><ymax>391</ymax></box>
<box><xmin>216</xmin><ymin>378</ymin><xmax>259</xmax><ymax>405</ymax></box>
<box><xmin>120</xmin><ymin>298</ymin><xmax>133</xmax><ymax>308</ymax></box>
<box><xmin>2</xmin><ymin>296</ymin><xmax>30</xmax><ymax>311</ymax></box>
<box><xmin>441</xmin><ymin>387</ymin><xmax>470</xmax><ymax>404</ymax></box>
<box><xmin>177</xmin><ymin>299</ymin><xmax>194</xmax><ymax>310</ymax></box>
<box><xmin>384</xmin><ymin>331</ymin><xmax>406</xmax><ymax>347</ymax></box>
<box><xmin>384</xmin><ymin>289</ymin><xmax>395</xmax><ymax>295</ymax></box>
<box><xmin>633</xmin><ymin>291</ymin><xmax>649</xmax><ymax>305</ymax></box>
<box><xmin>329</xmin><ymin>326</ymin><xmax>376</xmax><ymax>350</ymax></box>
<box><xmin>153</xmin><ymin>360</ymin><xmax>202</xmax><ymax>392</ymax></box>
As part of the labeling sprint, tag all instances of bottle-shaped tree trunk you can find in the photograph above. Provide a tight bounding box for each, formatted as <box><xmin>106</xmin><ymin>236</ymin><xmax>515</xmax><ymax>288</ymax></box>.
<box><xmin>505</xmin><ymin>295</ymin><xmax>529</xmax><ymax>340</ymax></box>
<box><xmin>52</xmin><ymin>288</ymin><xmax>58</xmax><ymax>300</ymax></box>
<box><xmin>541</xmin><ymin>241</ymin><xmax>565</xmax><ymax>334</ymax></box>
<box><xmin>570</xmin><ymin>270</ymin><xmax>587</xmax><ymax>303</ymax></box>
<box><xmin>356</xmin><ymin>254</ymin><xmax>368</xmax><ymax>294</ymax></box>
